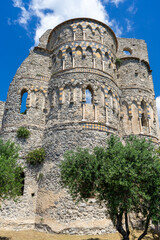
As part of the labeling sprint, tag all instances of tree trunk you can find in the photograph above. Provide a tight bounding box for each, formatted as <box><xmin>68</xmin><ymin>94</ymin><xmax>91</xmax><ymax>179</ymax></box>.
<box><xmin>116</xmin><ymin>213</ymin><xmax>130</xmax><ymax>240</ymax></box>
<box><xmin>137</xmin><ymin>215</ymin><xmax>150</xmax><ymax>240</ymax></box>
<box><xmin>125</xmin><ymin>212</ymin><xmax>130</xmax><ymax>237</ymax></box>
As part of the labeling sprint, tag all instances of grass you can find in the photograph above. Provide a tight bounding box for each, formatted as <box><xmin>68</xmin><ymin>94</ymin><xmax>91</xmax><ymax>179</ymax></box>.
<box><xmin>0</xmin><ymin>230</ymin><xmax>157</xmax><ymax>240</ymax></box>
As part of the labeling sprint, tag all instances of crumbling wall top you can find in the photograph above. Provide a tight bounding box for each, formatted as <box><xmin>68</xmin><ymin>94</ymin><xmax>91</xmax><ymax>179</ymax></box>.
<box><xmin>117</xmin><ymin>38</ymin><xmax>149</xmax><ymax>63</ymax></box>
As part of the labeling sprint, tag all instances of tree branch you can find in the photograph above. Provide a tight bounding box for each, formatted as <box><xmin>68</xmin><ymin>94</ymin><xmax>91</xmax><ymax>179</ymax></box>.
<box><xmin>138</xmin><ymin>214</ymin><xmax>150</xmax><ymax>240</ymax></box>
<box><xmin>116</xmin><ymin>213</ymin><xmax>130</xmax><ymax>240</ymax></box>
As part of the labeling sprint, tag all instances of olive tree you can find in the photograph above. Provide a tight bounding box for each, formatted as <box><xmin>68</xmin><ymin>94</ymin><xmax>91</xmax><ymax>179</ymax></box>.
<box><xmin>60</xmin><ymin>135</ymin><xmax>160</xmax><ymax>240</ymax></box>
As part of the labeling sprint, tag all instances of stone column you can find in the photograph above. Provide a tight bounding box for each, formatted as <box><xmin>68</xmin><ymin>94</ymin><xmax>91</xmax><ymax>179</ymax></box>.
<box><xmin>139</xmin><ymin>117</ymin><xmax>142</xmax><ymax>134</ymax></box>
<box><xmin>83</xmin><ymin>31</ymin><xmax>86</xmax><ymax>40</ymax></box>
<box><xmin>82</xmin><ymin>103</ymin><xmax>86</xmax><ymax>121</ymax></box>
<box><xmin>102</xmin><ymin>60</ymin><xmax>105</xmax><ymax>71</ymax></box>
<box><xmin>82</xmin><ymin>88</ymin><xmax>86</xmax><ymax>121</ymax></box>
<box><xmin>93</xmin><ymin>57</ymin><xmax>96</xmax><ymax>68</ymax></box>
<box><xmin>101</xmin><ymin>36</ymin><xmax>104</xmax><ymax>44</ymax></box>
<box><xmin>138</xmin><ymin>103</ymin><xmax>143</xmax><ymax>133</ymax></box>
<box><xmin>72</xmin><ymin>56</ymin><xmax>75</xmax><ymax>68</ymax></box>
<box><xmin>73</xmin><ymin>32</ymin><xmax>76</xmax><ymax>41</ymax></box>
<box><xmin>128</xmin><ymin>103</ymin><xmax>133</xmax><ymax>133</ymax></box>
<box><xmin>43</xmin><ymin>93</ymin><xmax>47</xmax><ymax>111</ymax></box>
<box><xmin>105</xmin><ymin>106</ymin><xmax>109</xmax><ymax>125</ymax></box>
<box><xmin>51</xmin><ymin>92</ymin><xmax>55</xmax><ymax>108</ymax></box>
<box><xmin>70</xmin><ymin>88</ymin><xmax>74</xmax><ymax>104</ymax></box>
<box><xmin>94</xmin><ymin>104</ymin><xmax>98</xmax><ymax>122</ymax></box>
<box><xmin>146</xmin><ymin>103</ymin><xmax>151</xmax><ymax>134</ymax></box>
<box><xmin>62</xmin><ymin>59</ymin><xmax>65</xmax><ymax>70</ymax></box>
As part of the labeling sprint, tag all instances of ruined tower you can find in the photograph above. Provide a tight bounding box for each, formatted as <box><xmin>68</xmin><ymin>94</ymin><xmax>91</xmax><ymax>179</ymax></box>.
<box><xmin>0</xmin><ymin>18</ymin><xmax>159</xmax><ymax>234</ymax></box>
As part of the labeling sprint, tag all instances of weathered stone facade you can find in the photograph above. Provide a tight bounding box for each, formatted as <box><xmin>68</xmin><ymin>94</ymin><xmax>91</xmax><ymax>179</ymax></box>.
<box><xmin>0</xmin><ymin>18</ymin><xmax>159</xmax><ymax>234</ymax></box>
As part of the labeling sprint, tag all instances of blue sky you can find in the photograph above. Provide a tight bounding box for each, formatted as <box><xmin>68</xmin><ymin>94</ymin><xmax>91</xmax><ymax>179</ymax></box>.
<box><xmin>1</xmin><ymin>0</ymin><xmax>160</xmax><ymax>120</ymax></box>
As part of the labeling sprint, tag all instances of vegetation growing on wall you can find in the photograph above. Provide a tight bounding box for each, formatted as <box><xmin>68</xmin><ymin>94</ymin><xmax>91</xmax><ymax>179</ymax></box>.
<box><xmin>26</xmin><ymin>148</ymin><xmax>46</xmax><ymax>165</ymax></box>
<box><xmin>0</xmin><ymin>139</ymin><xmax>24</xmax><ymax>202</ymax></box>
<box><xmin>115</xmin><ymin>58</ymin><xmax>122</xmax><ymax>68</ymax></box>
<box><xmin>17</xmin><ymin>127</ymin><xmax>30</xmax><ymax>139</ymax></box>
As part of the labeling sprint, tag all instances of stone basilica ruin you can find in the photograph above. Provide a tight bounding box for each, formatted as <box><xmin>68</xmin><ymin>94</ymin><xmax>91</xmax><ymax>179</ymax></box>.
<box><xmin>0</xmin><ymin>18</ymin><xmax>159</xmax><ymax>234</ymax></box>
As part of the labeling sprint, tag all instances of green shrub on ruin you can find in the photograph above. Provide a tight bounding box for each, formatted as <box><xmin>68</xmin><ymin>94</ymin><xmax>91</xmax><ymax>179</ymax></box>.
<box><xmin>26</xmin><ymin>148</ymin><xmax>46</xmax><ymax>165</ymax></box>
<box><xmin>0</xmin><ymin>138</ymin><xmax>24</xmax><ymax>202</ymax></box>
<box><xmin>17</xmin><ymin>127</ymin><xmax>30</xmax><ymax>139</ymax></box>
<box><xmin>115</xmin><ymin>58</ymin><xmax>122</xmax><ymax>67</ymax></box>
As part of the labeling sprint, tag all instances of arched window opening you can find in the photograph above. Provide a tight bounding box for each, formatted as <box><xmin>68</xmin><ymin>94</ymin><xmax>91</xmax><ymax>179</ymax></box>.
<box><xmin>18</xmin><ymin>171</ymin><xmax>25</xmax><ymax>196</ymax></box>
<box><xmin>141</xmin><ymin>101</ymin><xmax>148</xmax><ymax>127</ymax></box>
<box><xmin>52</xmin><ymin>54</ymin><xmax>56</xmax><ymax>64</ymax></box>
<box><xmin>123</xmin><ymin>47</ymin><xmax>132</xmax><ymax>55</ymax></box>
<box><xmin>108</xmin><ymin>90</ymin><xmax>113</xmax><ymax>108</ymax></box>
<box><xmin>66</xmin><ymin>47</ymin><xmax>72</xmax><ymax>57</ymax></box>
<box><xmin>141</xmin><ymin>113</ymin><xmax>148</xmax><ymax>127</ymax></box>
<box><xmin>86</xmin><ymin>86</ymin><xmax>93</xmax><ymax>104</ymax></box>
<box><xmin>58</xmin><ymin>50</ymin><xmax>63</xmax><ymax>66</ymax></box>
<box><xmin>20</xmin><ymin>90</ymin><xmax>28</xmax><ymax>114</ymax></box>
<box><xmin>96</xmin><ymin>49</ymin><xmax>102</xmax><ymax>59</ymax></box>
<box><xmin>105</xmin><ymin>52</ymin><xmax>109</xmax><ymax>61</ymax></box>
<box><xmin>58</xmin><ymin>50</ymin><xmax>62</xmax><ymax>59</ymax></box>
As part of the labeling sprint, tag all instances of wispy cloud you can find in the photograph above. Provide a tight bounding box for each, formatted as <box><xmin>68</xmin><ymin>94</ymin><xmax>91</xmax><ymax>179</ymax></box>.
<box><xmin>127</xmin><ymin>2</ymin><xmax>138</xmax><ymax>14</ymax></box>
<box><xmin>125</xmin><ymin>19</ymin><xmax>133</xmax><ymax>32</ymax></box>
<box><xmin>103</xmin><ymin>0</ymin><xmax>125</xmax><ymax>7</ymax></box>
<box><xmin>13</xmin><ymin>0</ymin><xmax>30</xmax><ymax>25</ymax></box>
<box><xmin>12</xmin><ymin>0</ymin><xmax>125</xmax><ymax>45</ymax></box>
<box><xmin>156</xmin><ymin>96</ymin><xmax>160</xmax><ymax>125</ymax></box>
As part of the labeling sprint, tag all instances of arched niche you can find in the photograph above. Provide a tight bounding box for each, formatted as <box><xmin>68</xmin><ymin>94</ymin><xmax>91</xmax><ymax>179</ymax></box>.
<box><xmin>84</xmin><ymin>46</ymin><xmax>93</xmax><ymax>68</ymax></box>
<box><xmin>95</xmin><ymin>27</ymin><xmax>101</xmax><ymax>42</ymax></box>
<box><xmin>105</xmin><ymin>52</ymin><xmax>109</xmax><ymax>61</ymax></box>
<box><xmin>59</xmin><ymin>27</ymin><xmax>73</xmax><ymax>43</ymax></box>
<box><xmin>76</xmin><ymin>25</ymin><xmax>83</xmax><ymax>40</ymax></box>
<box><xmin>36</xmin><ymin>91</ymin><xmax>45</xmax><ymax>110</ymax></box>
<box><xmin>95</xmin><ymin>49</ymin><xmax>102</xmax><ymax>70</ymax></box>
<box><xmin>55</xmin><ymin>50</ymin><xmax>63</xmax><ymax>72</ymax></box>
<box><xmin>75</xmin><ymin>46</ymin><xmax>83</xmax><ymax>67</ymax></box>
<box><xmin>65</xmin><ymin>47</ymin><xmax>72</xmax><ymax>69</ymax></box>
<box><xmin>52</xmin><ymin>54</ymin><xmax>56</xmax><ymax>68</ymax></box>
<box><xmin>108</xmin><ymin>90</ymin><xmax>113</xmax><ymax>109</ymax></box>
<box><xmin>132</xmin><ymin>101</ymin><xmax>139</xmax><ymax>134</ymax></box>
<box><xmin>86</xmin><ymin>25</ymin><xmax>93</xmax><ymax>40</ymax></box>
<box><xmin>141</xmin><ymin>100</ymin><xmax>148</xmax><ymax>127</ymax></box>
<box><xmin>121</xmin><ymin>101</ymin><xmax>130</xmax><ymax>135</ymax></box>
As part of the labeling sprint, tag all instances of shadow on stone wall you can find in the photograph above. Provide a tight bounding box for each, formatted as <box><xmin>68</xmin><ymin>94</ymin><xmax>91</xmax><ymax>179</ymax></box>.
<box><xmin>0</xmin><ymin>237</ymin><xmax>11</xmax><ymax>240</ymax></box>
<box><xmin>83</xmin><ymin>238</ymin><xmax>101</xmax><ymax>240</ymax></box>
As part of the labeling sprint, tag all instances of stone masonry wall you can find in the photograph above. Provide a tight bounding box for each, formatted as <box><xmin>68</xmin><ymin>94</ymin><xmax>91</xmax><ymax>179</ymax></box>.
<box><xmin>0</xmin><ymin>17</ymin><xmax>159</xmax><ymax>234</ymax></box>
<box><xmin>117</xmin><ymin>38</ymin><xmax>149</xmax><ymax>62</ymax></box>
<box><xmin>0</xmin><ymin>101</ymin><xmax>5</xmax><ymax>129</ymax></box>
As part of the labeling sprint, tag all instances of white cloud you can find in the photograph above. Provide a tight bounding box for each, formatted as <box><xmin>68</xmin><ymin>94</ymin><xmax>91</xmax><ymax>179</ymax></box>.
<box><xmin>110</xmin><ymin>19</ymin><xmax>123</xmax><ymax>36</ymax></box>
<box><xmin>156</xmin><ymin>96</ymin><xmax>160</xmax><ymax>125</ymax></box>
<box><xmin>125</xmin><ymin>19</ymin><xmax>132</xmax><ymax>32</ymax></box>
<box><xmin>103</xmin><ymin>0</ymin><xmax>125</xmax><ymax>7</ymax></box>
<box><xmin>127</xmin><ymin>2</ymin><xmax>138</xmax><ymax>14</ymax></box>
<box><xmin>12</xmin><ymin>0</ymin><xmax>124</xmax><ymax>45</ymax></box>
<box><xmin>13</xmin><ymin>0</ymin><xmax>30</xmax><ymax>25</ymax></box>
